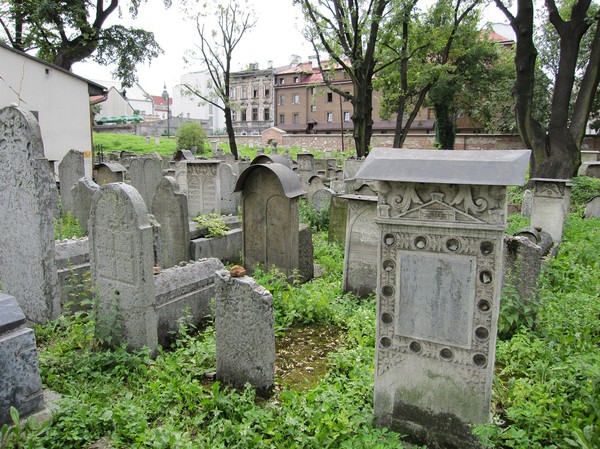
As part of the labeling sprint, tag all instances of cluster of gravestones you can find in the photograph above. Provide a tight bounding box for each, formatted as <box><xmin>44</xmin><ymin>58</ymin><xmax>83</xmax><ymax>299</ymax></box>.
<box><xmin>2</xmin><ymin>105</ymin><xmax>599</xmax><ymax>447</ymax></box>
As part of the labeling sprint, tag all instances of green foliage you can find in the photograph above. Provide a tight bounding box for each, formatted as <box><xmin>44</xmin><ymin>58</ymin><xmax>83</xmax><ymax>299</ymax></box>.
<box><xmin>505</xmin><ymin>214</ymin><xmax>531</xmax><ymax>236</ymax></box>
<box><xmin>299</xmin><ymin>198</ymin><xmax>330</xmax><ymax>233</ymax></box>
<box><xmin>93</xmin><ymin>132</ymin><xmax>176</xmax><ymax>157</ymax></box>
<box><xmin>193</xmin><ymin>213</ymin><xmax>230</xmax><ymax>238</ymax></box>
<box><xmin>570</xmin><ymin>176</ymin><xmax>600</xmax><ymax>212</ymax></box>
<box><xmin>175</xmin><ymin>122</ymin><xmax>208</xmax><ymax>153</ymax></box>
<box><xmin>54</xmin><ymin>212</ymin><xmax>86</xmax><ymax>240</ymax></box>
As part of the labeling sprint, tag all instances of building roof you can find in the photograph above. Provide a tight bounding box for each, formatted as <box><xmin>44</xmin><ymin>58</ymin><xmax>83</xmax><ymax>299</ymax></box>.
<box><xmin>0</xmin><ymin>41</ymin><xmax>106</xmax><ymax>96</ymax></box>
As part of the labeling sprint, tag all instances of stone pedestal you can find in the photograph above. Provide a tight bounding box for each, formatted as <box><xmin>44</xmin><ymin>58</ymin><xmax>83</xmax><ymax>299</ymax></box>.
<box><xmin>355</xmin><ymin>148</ymin><xmax>530</xmax><ymax>448</ymax></box>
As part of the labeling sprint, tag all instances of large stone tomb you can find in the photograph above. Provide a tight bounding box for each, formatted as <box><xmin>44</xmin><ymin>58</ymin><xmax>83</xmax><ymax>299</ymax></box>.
<box><xmin>355</xmin><ymin>148</ymin><xmax>530</xmax><ymax>448</ymax></box>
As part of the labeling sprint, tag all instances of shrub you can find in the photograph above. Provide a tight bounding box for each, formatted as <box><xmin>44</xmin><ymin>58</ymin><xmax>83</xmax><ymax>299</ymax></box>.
<box><xmin>175</xmin><ymin>122</ymin><xmax>207</xmax><ymax>153</ymax></box>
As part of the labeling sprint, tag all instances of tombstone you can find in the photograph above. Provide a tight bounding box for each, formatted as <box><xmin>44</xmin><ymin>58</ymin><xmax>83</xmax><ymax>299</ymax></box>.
<box><xmin>224</xmin><ymin>152</ymin><xmax>236</xmax><ymax>167</ymax></box>
<box><xmin>311</xmin><ymin>188</ymin><xmax>335</xmax><ymax>213</ymax></box>
<box><xmin>341</xmin><ymin>195</ymin><xmax>379</xmax><ymax>298</ymax></box>
<box><xmin>583</xmin><ymin>161</ymin><xmax>600</xmax><ymax>178</ymax></box>
<box><xmin>296</xmin><ymin>153</ymin><xmax>316</xmax><ymax>184</ymax></box>
<box><xmin>306</xmin><ymin>175</ymin><xmax>326</xmax><ymax>201</ymax></box>
<box><xmin>174</xmin><ymin>161</ymin><xmax>188</xmax><ymax>194</ymax></box>
<box><xmin>354</xmin><ymin>148</ymin><xmax>530</xmax><ymax>448</ymax></box>
<box><xmin>58</xmin><ymin>149</ymin><xmax>85</xmax><ymax>214</ymax></box>
<box><xmin>129</xmin><ymin>156</ymin><xmax>164</xmax><ymax>208</ymax></box>
<box><xmin>219</xmin><ymin>163</ymin><xmax>240</xmax><ymax>215</ymax></box>
<box><xmin>89</xmin><ymin>183</ymin><xmax>158</xmax><ymax>351</ymax></box>
<box><xmin>173</xmin><ymin>149</ymin><xmax>195</xmax><ymax>162</ymax></box>
<box><xmin>328</xmin><ymin>195</ymin><xmax>349</xmax><ymax>245</ymax></box>
<box><xmin>0</xmin><ymin>294</ymin><xmax>44</xmax><ymax>425</ymax></box>
<box><xmin>343</xmin><ymin>158</ymin><xmax>364</xmax><ymax>193</ymax></box>
<box><xmin>155</xmin><ymin>136</ymin><xmax>160</xmax><ymax>145</ymax></box>
<box><xmin>186</xmin><ymin>160</ymin><xmax>222</xmax><ymax>218</ymax></box>
<box><xmin>251</xmin><ymin>154</ymin><xmax>292</xmax><ymax>169</ymax></box>
<box><xmin>584</xmin><ymin>196</ymin><xmax>600</xmax><ymax>219</ymax></box>
<box><xmin>151</xmin><ymin>176</ymin><xmax>190</xmax><ymax>269</ymax></box>
<box><xmin>71</xmin><ymin>177</ymin><xmax>100</xmax><ymax>233</ymax></box>
<box><xmin>234</xmin><ymin>163</ymin><xmax>307</xmax><ymax>279</ymax></box>
<box><xmin>214</xmin><ymin>269</ymin><xmax>275</xmax><ymax>397</ymax></box>
<box><xmin>530</xmin><ymin>178</ymin><xmax>572</xmax><ymax>243</ymax></box>
<box><xmin>0</xmin><ymin>106</ymin><xmax>60</xmax><ymax>323</ymax></box>
<box><xmin>521</xmin><ymin>189</ymin><xmax>533</xmax><ymax>217</ymax></box>
<box><xmin>146</xmin><ymin>135</ymin><xmax>151</xmax><ymax>144</ymax></box>
<box><xmin>95</xmin><ymin>162</ymin><xmax>126</xmax><ymax>186</ymax></box>
<box><xmin>502</xmin><ymin>235</ymin><xmax>544</xmax><ymax>306</ymax></box>
<box><xmin>210</xmin><ymin>140</ymin><xmax>219</xmax><ymax>152</ymax></box>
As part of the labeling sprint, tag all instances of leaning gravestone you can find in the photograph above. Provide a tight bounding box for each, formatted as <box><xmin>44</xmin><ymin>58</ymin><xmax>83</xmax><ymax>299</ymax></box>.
<box><xmin>0</xmin><ymin>106</ymin><xmax>60</xmax><ymax>323</ymax></box>
<box><xmin>129</xmin><ymin>156</ymin><xmax>164</xmax><ymax>209</ymax></box>
<box><xmin>89</xmin><ymin>183</ymin><xmax>158</xmax><ymax>351</ymax></box>
<box><xmin>0</xmin><ymin>293</ymin><xmax>44</xmax><ymax>425</ymax></box>
<box><xmin>71</xmin><ymin>177</ymin><xmax>100</xmax><ymax>233</ymax></box>
<box><xmin>58</xmin><ymin>149</ymin><xmax>85</xmax><ymax>214</ymax></box>
<box><xmin>151</xmin><ymin>176</ymin><xmax>190</xmax><ymax>269</ymax></box>
<box><xmin>355</xmin><ymin>148</ymin><xmax>530</xmax><ymax>448</ymax></box>
<box><xmin>214</xmin><ymin>269</ymin><xmax>275</xmax><ymax>397</ymax></box>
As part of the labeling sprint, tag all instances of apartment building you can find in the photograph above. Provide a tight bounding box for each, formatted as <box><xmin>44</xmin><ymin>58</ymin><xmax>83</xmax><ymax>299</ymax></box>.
<box><xmin>230</xmin><ymin>64</ymin><xmax>274</xmax><ymax>135</ymax></box>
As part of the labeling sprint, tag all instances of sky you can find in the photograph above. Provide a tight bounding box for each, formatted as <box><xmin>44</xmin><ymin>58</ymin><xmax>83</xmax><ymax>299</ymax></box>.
<box><xmin>72</xmin><ymin>0</ymin><xmax>511</xmax><ymax>98</ymax></box>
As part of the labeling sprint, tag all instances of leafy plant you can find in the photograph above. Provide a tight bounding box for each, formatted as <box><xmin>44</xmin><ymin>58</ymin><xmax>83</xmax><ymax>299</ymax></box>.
<box><xmin>570</xmin><ymin>176</ymin><xmax>600</xmax><ymax>212</ymax></box>
<box><xmin>54</xmin><ymin>212</ymin><xmax>85</xmax><ymax>240</ymax></box>
<box><xmin>193</xmin><ymin>213</ymin><xmax>230</xmax><ymax>238</ymax></box>
<box><xmin>175</xmin><ymin>122</ymin><xmax>207</xmax><ymax>153</ymax></box>
<box><xmin>300</xmin><ymin>198</ymin><xmax>330</xmax><ymax>233</ymax></box>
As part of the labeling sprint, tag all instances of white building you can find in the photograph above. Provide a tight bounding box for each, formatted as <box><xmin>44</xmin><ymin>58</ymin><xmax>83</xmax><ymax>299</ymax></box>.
<box><xmin>0</xmin><ymin>42</ymin><xmax>105</xmax><ymax>177</ymax></box>
<box><xmin>96</xmin><ymin>86</ymin><xmax>135</xmax><ymax>120</ymax></box>
<box><xmin>93</xmin><ymin>79</ymin><xmax>154</xmax><ymax>117</ymax></box>
<box><xmin>172</xmin><ymin>71</ymin><xmax>225</xmax><ymax>133</ymax></box>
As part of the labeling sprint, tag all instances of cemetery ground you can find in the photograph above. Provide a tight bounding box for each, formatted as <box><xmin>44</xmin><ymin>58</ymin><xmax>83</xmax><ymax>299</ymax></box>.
<box><xmin>2</xmin><ymin>178</ymin><xmax>599</xmax><ymax>449</ymax></box>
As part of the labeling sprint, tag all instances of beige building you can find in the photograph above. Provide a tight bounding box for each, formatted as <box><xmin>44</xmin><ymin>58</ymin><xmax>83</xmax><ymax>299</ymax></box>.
<box><xmin>230</xmin><ymin>64</ymin><xmax>274</xmax><ymax>135</ymax></box>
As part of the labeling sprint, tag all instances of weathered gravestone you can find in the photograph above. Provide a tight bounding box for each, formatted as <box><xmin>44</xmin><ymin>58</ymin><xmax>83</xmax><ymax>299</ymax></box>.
<box><xmin>234</xmin><ymin>163</ymin><xmax>310</xmax><ymax>280</ymax></box>
<box><xmin>218</xmin><ymin>163</ymin><xmax>240</xmax><ymax>215</ymax></box>
<box><xmin>530</xmin><ymin>178</ymin><xmax>571</xmax><ymax>243</ymax></box>
<box><xmin>521</xmin><ymin>189</ymin><xmax>533</xmax><ymax>218</ymax></box>
<box><xmin>214</xmin><ymin>269</ymin><xmax>275</xmax><ymax>397</ymax></box>
<box><xmin>306</xmin><ymin>175</ymin><xmax>326</xmax><ymax>202</ymax></box>
<box><xmin>355</xmin><ymin>148</ymin><xmax>530</xmax><ymax>448</ymax></box>
<box><xmin>58</xmin><ymin>149</ymin><xmax>85</xmax><ymax>214</ymax></box>
<box><xmin>0</xmin><ymin>294</ymin><xmax>44</xmax><ymax>425</ymax></box>
<box><xmin>151</xmin><ymin>176</ymin><xmax>190</xmax><ymax>269</ymax></box>
<box><xmin>129</xmin><ymin>156</ymin><xmax>164</xmax><ymax>209</ymax></box>
<box><xmin>584</xmin><ymin>196</ymin><xmax>600</xmax><ymax>219</ymax></box>
<box><xmin>95</xmin><ymin>162</ymin><xmax>126</xmax><ymax>185</ymax></box>
<box><xmin>312</xmin><ymin>188</ymin><xmax>335</xmax><ymax>213</ymax></box>
<box><xmin>186</xmin><ymin>160</ymin><xmax>222</xmax><ymax>218</ymax></box>
<box><xmin>341</xmin><ymin>195</ymin><xmax>379</xmax><ymax>298</ymax></box>
<box><xmin>296</xmin><ymin>152</ymin><xmax>316</xmax><ymax>184</ymax></box>
<box><xmin>0</xmin><ymin>106</ymin><xmax>60</xmax><ymax>323</ymax></box>
<box><xmin>89</xmin><ymin>183</ymin><xmax>158</xmax><ymax>351</ymax></box>
<box><xmin>71</xmin><ymin>177</ymin><xmax>100</xmax><ymax>233</ymax></box>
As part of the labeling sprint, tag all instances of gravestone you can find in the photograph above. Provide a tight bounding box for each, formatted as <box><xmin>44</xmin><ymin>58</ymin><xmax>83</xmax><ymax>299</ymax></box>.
<box><xmin>307</xmin><ymin>175</ymin><xmax>326</xmax><ymax>202</ymax></box>
<box><xmin>530</xmin><ymin>178</ymin><xmax>571</xmax><ymax>243</ymax></box>
<box><xmin>186</xmin><ymin>160</ymin><xmax>222</xmax><ymax>218</ymax></box>
<box><xmin>341</xmin><ymin>195</ymin><xmax>379</xmax><ymax>297</ymax></box>
<box><xmin>328</xmin><ymin>195</ymin><xmax>349</xmax><ymax>245</ymax></box>
<box><xmin>89</xmin><ymin>183</ymin><xmax>158</xmax><ymax>351</ymax></box>
<box><xmin>71</xmin><ymin>177</ymin><xmax>100</xmax><ymax>233</ymax></box>
<box><xmin>58</xmin><ymin>149</ymin><xmax>85</xmax><ymax>214</ymax></box>
<box><xmin>214</xmin><ymin>269</ymin><xmax>275</xmax><ymax>397</ymax></box>
<box><xmin>296</xmin><ymin>152</ymin><xmax>316</xmax><ymax>184</ymax></box>
<box><xmin>218</xmin><ymin>163</ymin><xmax>240</xmax><ymax>215</ymax></box>
<box><xmin>521</xmin><ymin>189</ymin><xmax>533</xmax><ymax>217</ymax></box>
<box><xmin>129</xmin><ymin>156</ymin><xmax>164</xmax><ymax>208</ymax></box>
<box><xmin>584</xmin><ymin>196</ymin><xmax>600</xmax><ymax>219</ymax></box>
<box><xmin>174</xmin><ymin>161</ymin><xmax>188</xmax><ymax>194</ymax></box>
<box><xmin>355</xmin><ymin>148</ymin><xmax>530</xmax><ymax>448</ymax></box>
<box><xmin>0</xmin><ymin>294</ymin><xmax>44</xmax><ymax>425</ymax></box>
<box><xmin>0</xmin><ymin>106</ymin><xmax>60</xmax><ymax>323</ymax></box>
<box><xmin>234</xmin><ymin>163</ymin><xmax>306</xmax><ymax>279</ymax></box>
<box><xmin>151</xmin><ymin>176</ymin><xmax>190</xmax><ymax>269</ymax></box>
<box><xmin>95</xmin><ymin>162</ymin><xmax>126</xmax><ymax>185</ymax></box>
<box><xmin>311</xmin><ymin>188</ymin><xmax>335</xmax><ymax>213</ymax></box>
<box><xmin>224</xmin><ymin>152</ymin><xmax>236</xmax><ymax>167</ymax></box>
<box><xmin>173</xmin><ymin>149</ymin><xmax>195</xmax><ymax>162</ymax></box>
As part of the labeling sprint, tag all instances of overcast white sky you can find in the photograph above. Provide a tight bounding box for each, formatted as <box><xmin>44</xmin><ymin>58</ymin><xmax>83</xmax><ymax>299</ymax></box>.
<box><xmin>73</xmin><ymin>0</ymin><xmax>510</xmax><ymax>97</ymax></box>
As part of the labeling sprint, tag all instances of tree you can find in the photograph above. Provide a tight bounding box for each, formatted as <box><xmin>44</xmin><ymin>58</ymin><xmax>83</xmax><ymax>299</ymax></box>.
<box><xmin>375</xmin><ymin>0</ymin><xmax>482</xmax><ymax>148</ymax></box>
<box><xmin>0</xmin><ymin>0</ymin><xmax>167</xmax><ymax>87</ymax></box>
<box><xmin>175</xmin><ymin>121</ymin><xmax>207</xmax><ymax>153</ymax></box>
<box><xmin>183</xmin><ymin>1</ymin><xmax>256</xmax><ymax>161</ymax></box>
<box><xmin>295</xmin><ymin>0</ymin><xmax>391</xmax><ymax>158</ymax></box>
<box><xmin>494</xmin><ymin>0</ymin><xmax>600</xmax><ymax>179</ymax></box>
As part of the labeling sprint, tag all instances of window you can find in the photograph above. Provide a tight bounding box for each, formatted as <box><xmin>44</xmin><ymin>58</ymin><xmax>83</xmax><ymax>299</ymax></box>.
<box><xmin>279</xmin><ymin>95</ymin><xmax>285</xmax><ymax>106</ymax></box>
<box><xmin>230</xmin><ymin>87</ymin><xmax>236</xmax><ymax>99</ymax></box>
<box><xmin>344</xmin><ymin>111</ymin><xmax>350</xmax><ymax>122</ymax></box>
<box><xmin>326</xmin><ymin>112</ymin><xmax>333</xmax><ymax>122</ymax></box>
<box><xmin>310</xmin><ymin>87</ymin><xmax>316</xmax><ymax>95</ymax></box>
<box><xmin>327</xmin><ymin>92</ymin><xmax>333</xmax><ymax>102</ymax></box>
<box><xmin>253</xmin><ymin>87</ymin><xmax>258</xmax><ymax>98</ymax></box>
<box><xmin>344</xmin><ymin>91</ymin><xmax>350</xmax><ymax>101</ymax></box>
<box><xmin>241</xmin><ymin>109</ymin><xmax>247</xmax><ymax>121</ymax></box>
<box><xmin>232</xmin><ymin>111</ymin><xmax>237</xmax><ymax>121</ymax></box>
<box><xmin>252</xmin><ymin>108</ymin><xmax>258</xmax><ymax>121</ymax></box>
<box><xmin>279</xmin><ymin>77</ymin><xmax>284</xmax><ymax>85</ymax></box>
<box><xmin>293</xmin><ymin>113</ymin><xmax>300</xmax><ymax>124</ymax></box>
<box><xmin>292</xmin><ymin>93</ymin><xmax>300</xmax><ymax>104</ymax></box>
<box><xmin>293</xmin><ymin>76</ymin><xmax>299</xmax><ymax>83</ymax></box>
<box><xmin>311</xmin><ymin>104</ymin><xmax>317</xmax><ymax>112</ymax></box>
<box><xmin>279</xmin><ymin>114</ymin><xmax>285</xmax><ymax>124</ymax></box>
<box><xmin>241</xmin><ymin>86</ymin><xmax>247</xmax><ymax>98</ymax></box>
<box><xmin>264</xmin><ymin>108</ymin><xmax>270</xmax><ymax>121</ymax></box>
<box><xmin>264</xmin><ymin>88</ymin><xmax>270</xmax><ymax>97</ymax></box>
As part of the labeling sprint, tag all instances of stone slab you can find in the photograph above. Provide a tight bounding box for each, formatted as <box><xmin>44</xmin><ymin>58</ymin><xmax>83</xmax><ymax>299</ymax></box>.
<box><xmin>0</xmin><ymin>294</ymin><xmax>26</xmax><ymax>334</ymax></box>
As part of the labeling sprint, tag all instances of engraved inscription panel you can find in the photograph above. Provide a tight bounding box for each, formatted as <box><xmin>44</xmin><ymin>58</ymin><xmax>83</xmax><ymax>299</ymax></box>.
<box><xmin>396</xmin><ymin>251</ymin><xmax>475</xmax><ymax>348</ymax></box>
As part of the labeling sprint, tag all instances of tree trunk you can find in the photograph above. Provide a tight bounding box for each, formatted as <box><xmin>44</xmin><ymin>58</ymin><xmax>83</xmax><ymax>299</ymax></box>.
<box><xmin>434</xmin><ymin>102</ymin><xmax>456</xmax><ymax>149</ymax></box>
<box><xmin>351</xmin><ymin>76</ymin><xmax>374</xmax><ymax>157</ymax></box>
<box><xmin>223</xmin><ymin>107</ymin><xmax>239</xmax><ymax>160</ymax></box>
